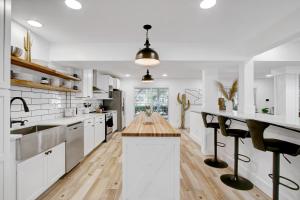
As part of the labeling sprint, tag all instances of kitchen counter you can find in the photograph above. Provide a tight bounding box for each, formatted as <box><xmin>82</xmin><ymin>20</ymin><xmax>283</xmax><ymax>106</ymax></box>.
<box><xmin>189</xmin><ymin>110</ymin><xmax>300</xmax><ymax>200</ymax></box>
<box><xmin>10</xmin><ymin>113</ymin><xmax>106</xmax><ymax>140</ymax></box>
<box><xmin>122</xmin><ymin>112</ymin><xmax>180</xmax><ymax>137</ymax></box>
<box><xmin>122</xmin><ymin>112</ymin><xmax>180</xmax><ymax>200</ymax></box>
<box><xmin>191</xmin><ymin>110</ymin><xmax>300</xmax><ymax>131</ymax></box>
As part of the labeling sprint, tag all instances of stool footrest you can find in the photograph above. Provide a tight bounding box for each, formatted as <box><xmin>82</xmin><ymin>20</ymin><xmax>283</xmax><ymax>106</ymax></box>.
<box><xmin>268</xmin><ymin>174</ymin><xmax>300</xmax><ymax>191</ymax></box>
<box><xmin>238</xmin><ymin>154</ymin><xmax>251</xmax><ymax>163</ymax></box>
<box><xmin>217</xmin><ymin>142</ymin><xmax>226</xmax><ymax>147</ymax></box>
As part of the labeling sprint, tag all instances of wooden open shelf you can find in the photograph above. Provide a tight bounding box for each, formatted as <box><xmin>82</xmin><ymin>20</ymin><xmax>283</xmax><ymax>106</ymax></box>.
<box><xmin>11</xmin><ymin>79</ymin><xmax>80</xmax><ymax>93</ymax></box>
<box><xmin>11</xmin><ymin>56</ymin><xmax>81</xmax><ymax>81</ymax></box>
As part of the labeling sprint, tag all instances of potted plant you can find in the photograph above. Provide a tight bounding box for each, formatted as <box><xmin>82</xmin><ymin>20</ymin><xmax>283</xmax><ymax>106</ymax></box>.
<box><xmin>216</xmin><ymin>79</ymin><xmax>238</xmax><ymax>112</ymax></box>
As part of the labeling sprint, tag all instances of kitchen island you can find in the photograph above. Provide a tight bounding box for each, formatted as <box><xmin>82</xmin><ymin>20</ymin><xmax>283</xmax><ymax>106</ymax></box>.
<box><xmin>122</xmin><ymin>113</ymin><xmax>180</xmax><ymax>200</ymax></box>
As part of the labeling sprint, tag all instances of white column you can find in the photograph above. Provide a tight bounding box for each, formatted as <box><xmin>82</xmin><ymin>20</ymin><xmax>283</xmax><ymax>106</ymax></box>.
<box><xmin>238</xmin><ymin>59</ymin><xmax>255</xmax><ymax>114</ymax></box>
<box><xmin>273</xmin><ymin>67</ymin><xmax>300</xmax><ymax>119</ymax></box>
<box><xmin>202</xmin><ymin>68</ymin><xmax>219</xmax><ymax>111</ymax></box>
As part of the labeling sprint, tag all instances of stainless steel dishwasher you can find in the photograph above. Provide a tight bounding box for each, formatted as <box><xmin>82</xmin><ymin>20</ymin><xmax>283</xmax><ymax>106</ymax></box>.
<box><xmin>66</xmin><ymin>122</ymin><xmax>84</xmax><ymax>173</ymax></box>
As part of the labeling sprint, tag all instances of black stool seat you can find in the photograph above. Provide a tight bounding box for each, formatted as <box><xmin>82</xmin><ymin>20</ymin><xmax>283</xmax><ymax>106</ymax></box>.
<box><xmin>201</xmin><ymin>112</ymin><xmax>228</xmax><ymax>169</ymax></box>
<box><xmin>227</xmin><ymin>129</ymin><xmax>250</xmax><ymax>138</ymax></box>
<box><xmin>218</xmin><ymin>116</ymin><xmax>254</xmax><ymax>191</ymax></box>
<box><xmin>206</xmin><ymin>122</ymin><xmax>220</xmax><ymax>129</ymax></box>
<box><xmin>246</xmin><ymin>119</ymin><xmax>300</xmax><ymax>200</ymax></box>
<box><xmin>264</xmin><ymin>139</ymin><xmax>300</xmax><ymax>156</ymax></box>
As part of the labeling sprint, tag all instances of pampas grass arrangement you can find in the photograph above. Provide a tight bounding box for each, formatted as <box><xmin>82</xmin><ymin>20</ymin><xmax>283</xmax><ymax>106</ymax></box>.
<box><xmin>216</xmin><ymin>79</ymin><xmax>238</xmax><ymax>101</ymax></box>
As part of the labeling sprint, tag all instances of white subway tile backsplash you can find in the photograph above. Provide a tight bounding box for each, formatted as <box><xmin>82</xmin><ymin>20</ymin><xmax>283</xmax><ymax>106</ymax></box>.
<box><xmin>11</xmin><ymin>90</ymin><xmax>21</xmax><ymax>97</ymax></box>
<box><xmin>41</xmin><ymin>93</ymin><xmax>55</xmax><ymax>99</ymax></box>
<box><xmin>11</xmin><ymin>111</ymin><xmax>31</xmax><ymax>118</ymax></box>
<box><xmin>32</xmin><ymin>88</ymin><xmax>49</xmax><ymax>93</ymax></box>
<box><xmin>48</xmin><ymin>108</ymin><xmax>62</xmax><ymax>114</ymax></box>
<box><xmin>22</xmin><ymin>91</ymin><xmax>41</xmax><ymax>98</ymax></box>
<box><xmin>11</xmin><ymin>86</ymin><xmax>31</xmax><ymax>91</ymax></box>
<box><xmin>23</xmin><ymin>116</ymin><xmax>42</xmax><ymax>123</ymax></box>
<box><xmin>42</xmin><ymin>114</ymin><xmax>56</xmax><ymax>120</ymax></box>
<box><xmin>32</xmin><ymin>98</ymin><xmax>49</xmax><ymax>104</ymax></box>
<box><xmin>28</xmin><ymin>104</ymin><xmax>41</xmax><ymax>111</ymax></box>
<box><xmin>32</xmin><ymin>110</ymin><xmax>49</xmax><ymax>116</ymax></box>
<box><xmin>11</xmin><ymin>105</ymin><xmax>22</xmax><ymax>112</ymax></box>
<box><xmin>10</xmin><ymin>86</ymin><xmax>102</xmax><ymax>122</ymax></box>
<box><xmin>11</xmin><ymin>98</ymin><xmax>31</xmax><ymax>105</ymax></box>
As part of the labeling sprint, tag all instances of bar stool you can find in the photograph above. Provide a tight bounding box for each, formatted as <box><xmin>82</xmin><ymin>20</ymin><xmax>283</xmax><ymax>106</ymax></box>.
<box><xmin>218</xmin><ymin>116</ymin><xmax>254</xmax><ymax>190</ymax></box>
<box><xmin>201</xmin><ymin>112</ymin><xmax>228</xmax><ymax>168</ymax></box>
<box><xmin>246</xmin><ymin>119</ymin><xmax>300</xmax><ymax>200</ymax></box>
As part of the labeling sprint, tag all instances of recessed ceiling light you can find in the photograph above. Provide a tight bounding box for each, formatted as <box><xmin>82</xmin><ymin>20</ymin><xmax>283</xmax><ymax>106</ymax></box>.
<box><xmin>27</xmin><ymin>20</ymin><xmax>43</xmax><ymax>28</ymax></box>
<box><xmin>125</xmin><ymin>74</ymin><xmax>131</xmax><ymax>77</ymax></box>
<box><xmin>162</xmin><ymin>74</ymin><xmax>168</xmax><ymax>77</ymax></box>
<box><xmin>265</xmin><ymin>74</ymin><xmax>273</xmax><ymax>78</ymax></box>
<box><xmin>200</xmin><ymin>0</ymin><xmax>216</xmax><ymax>9</ymax></box>
<box><xmin>65</xmin><ymin>0</ymin><xmax>82</xmax><ymax>10</ymax></box>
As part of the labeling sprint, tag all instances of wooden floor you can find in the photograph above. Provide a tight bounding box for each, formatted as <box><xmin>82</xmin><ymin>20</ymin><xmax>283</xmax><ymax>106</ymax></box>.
<box><xmin>38</xmin><ymin>131</ymin><xmax>271</xmax><ymax>200</ymax></box>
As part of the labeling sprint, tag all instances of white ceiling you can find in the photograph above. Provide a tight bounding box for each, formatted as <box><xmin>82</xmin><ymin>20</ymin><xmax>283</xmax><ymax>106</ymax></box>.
<box><xmin>13</xmin><ymin>0</ymin><xmax>300</xmax><ymax>44</ymax></box>
<box><xmin>12</xmin><ymin>0</ymin><xmax>300</xmax><ymax>79</ymax></box>
<box><xmin>52</xmin><ymin>60</ymin><xmax>240</xmax><ymax>79</ymax></box>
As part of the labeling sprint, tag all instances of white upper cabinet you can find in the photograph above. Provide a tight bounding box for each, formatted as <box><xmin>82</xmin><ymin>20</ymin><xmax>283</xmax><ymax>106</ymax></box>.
<box><xmin>98</xmin><ymin>74</ymin><xmax>113</xmax><ymax>92</ymax></box>
<box><xmin>0</xmin><ymin>0</ymin><xmax>10</xmax><ymax>89</ymax></box>
<box><xmin>113</xmin><ymin>78</ymin><xmax>120</xmax><ymax>90</ymax></box>
<box><xmin>77</xmin><ymin>69</ymin><xmax>93</xmax><ymax>98</ymax></box>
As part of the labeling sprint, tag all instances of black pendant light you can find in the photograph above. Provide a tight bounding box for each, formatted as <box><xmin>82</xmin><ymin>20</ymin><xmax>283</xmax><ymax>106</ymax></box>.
<box><xmin>135</xmin><ymin>24</ymin><xmax>160</xmax><ymax>66</ymax></box>
<box><xmin>142</xmin><ymin>69</ymin><xmax>154</xmax><ymax>82</ymax></box>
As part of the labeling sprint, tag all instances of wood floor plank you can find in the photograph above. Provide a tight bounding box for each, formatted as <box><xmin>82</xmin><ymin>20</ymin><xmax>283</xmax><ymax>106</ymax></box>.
<box><xmin>38</xmin><ymin>131</ymin><xmax>271</xmax><ymax>200</ymax></box>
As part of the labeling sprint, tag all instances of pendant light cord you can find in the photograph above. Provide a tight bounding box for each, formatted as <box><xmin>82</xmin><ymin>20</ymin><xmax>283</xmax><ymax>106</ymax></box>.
<box><xmin>144</xmin><ymin>29</ymin><xmax>150</xmax><ymax>48</ymax></box>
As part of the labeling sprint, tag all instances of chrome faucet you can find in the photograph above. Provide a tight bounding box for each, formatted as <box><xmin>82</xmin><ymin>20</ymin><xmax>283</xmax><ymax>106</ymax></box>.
<box><xmin>10</xmin><ymin>97</ymin><xmax>30</xmax><ymax>128</ymax></box>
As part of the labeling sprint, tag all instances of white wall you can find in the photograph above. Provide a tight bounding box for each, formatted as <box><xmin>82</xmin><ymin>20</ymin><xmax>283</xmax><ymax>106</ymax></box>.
<box><xmin>120</xmin><ymin>78</ymin><xmax>202</xmax><ymax>128</ymax></box>
<box><xmin>11</xmin><ymin>21</ymin><xmax>50</xmax><ymax>62</ymax></box>
<box><xmin>254</xmin><ymin>78</ymin><xmax>274</xmax><ymax>112</ymax></box>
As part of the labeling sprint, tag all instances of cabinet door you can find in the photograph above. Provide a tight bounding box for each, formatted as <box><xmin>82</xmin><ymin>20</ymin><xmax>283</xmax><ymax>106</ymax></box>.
<box><xmin>0</xmin><ymin>0</ymin><xmax>10</xmax><ymax>89</ymax></box>
<box><xmin>87</xmin><ymin>69</ymin><xmax>93</xmax><ymax>98</ymax></box>
<box><xmin>47</xmin><ymin>143</ymin><xmax>65</xmax><ymax>187</ymax></box>
<box><xmin>84</xmin><ymin>124</ymin><xmax>95</xmax><ymax>156</ymax></box>
<box><xmin>113</xmin><ymin>113</ymin><xmax>117</xmax><ymax>132</ymax></box>
<box><xmin>17</xmin><ymin>152</ymin><xmax>47</xmax><ymax>200</ymax></box>
<box><xmin>79</xmin><ymin>69</ymin><xmax>93</xmax><ymax>98</ymax></box>
<box><xmin>0</xmin><ymin>89</ymin><xmax>10</xmax><ymax>200</ymax></box>
<box><xmin>94</xmin><ymin>121</ymin><xmax>105</xmax><ymax>147</ymax></box>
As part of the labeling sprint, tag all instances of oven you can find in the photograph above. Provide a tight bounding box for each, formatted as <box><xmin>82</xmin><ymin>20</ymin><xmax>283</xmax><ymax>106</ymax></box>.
<box><xmin>105</xmin><ymin>113</ymin><xmax>113</xmax><ymax>141</ymax></box>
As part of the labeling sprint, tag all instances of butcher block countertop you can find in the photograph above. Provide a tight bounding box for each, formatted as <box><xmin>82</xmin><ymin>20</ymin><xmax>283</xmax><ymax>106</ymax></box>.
<box><xmin>122</xmin><ymin>112</ymin><xmax>180</xmax><ymax>137</ymax></box>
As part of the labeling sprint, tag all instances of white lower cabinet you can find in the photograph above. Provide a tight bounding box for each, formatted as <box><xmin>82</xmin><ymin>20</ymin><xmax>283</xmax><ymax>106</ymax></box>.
<box><xmin>84</xmin><ymin>118</ymin><xmax>95</xmax><ymax>156</ymax></box>
<box><xmin>112</xmin><ymin>111</ymin><xmax>117</xmax><ymax>132</ymax></box>
<box><xmin>94</xmin><ymin>116</ymin><xmax>106</xmax><ymax>147</ymax></box>
<box><xmin>17</xmin><ymin>143</ymin><xmax>65</xmax><ymax>200</ymax></box>
<box><xmin>84</xmin><ymin>115</ymin><xmax>106</xmax><ymax>155</ymax></box>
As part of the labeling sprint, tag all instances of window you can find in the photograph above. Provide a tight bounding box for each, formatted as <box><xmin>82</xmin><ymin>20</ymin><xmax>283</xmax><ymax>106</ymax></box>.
<box><xmin>134</xmin><ymin>88</ymin><xmax>169</xmax><ymax>119</ymax></box>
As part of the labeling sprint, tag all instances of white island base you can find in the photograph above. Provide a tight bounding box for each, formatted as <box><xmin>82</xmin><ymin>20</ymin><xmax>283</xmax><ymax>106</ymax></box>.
<box><xmin>122</xmin><ymin>113</ymin><xmax>180</xmax><ymax>200</ymax></box>
<box><xmin>122</xmin><ymin>137</ymin><xmax>180</xmax><ymax>200</ymax></box>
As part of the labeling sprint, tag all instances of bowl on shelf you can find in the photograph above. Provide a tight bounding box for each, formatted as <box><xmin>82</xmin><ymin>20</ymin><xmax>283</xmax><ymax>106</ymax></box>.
<box><xmin>13</xmin><ymin>72</ymin><xmax>34</xmax><ymax>81</ymax></box>
<box><xmin>11</xmin><ymin>46</ymin><xmax>23</xmax><ymax>57</ymax></box>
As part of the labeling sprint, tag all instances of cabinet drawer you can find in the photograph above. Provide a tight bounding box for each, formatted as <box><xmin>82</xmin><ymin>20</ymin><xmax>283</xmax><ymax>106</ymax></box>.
<box><xmin>94</xmin><ymin>116</ymin><xmax>105</xmax><ymax>123</ymax></box>
<box><xmin>84</xmin><ymin>118</ymin><xmax>94</xmax><ymax>126</ymax></box>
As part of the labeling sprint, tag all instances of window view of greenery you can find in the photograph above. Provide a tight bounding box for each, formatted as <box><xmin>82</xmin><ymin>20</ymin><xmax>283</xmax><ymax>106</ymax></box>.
<box><xmin>134</xmin><ymin>88</ymin><xmax>169</xmax><ymax>119</ymax></box>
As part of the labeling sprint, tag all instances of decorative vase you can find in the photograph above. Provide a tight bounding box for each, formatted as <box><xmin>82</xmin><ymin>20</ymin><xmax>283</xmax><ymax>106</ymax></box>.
<box><xmin>227</xmin><ymin>101</ymin><xmax>233</xmax><ymax>112</ymax></box>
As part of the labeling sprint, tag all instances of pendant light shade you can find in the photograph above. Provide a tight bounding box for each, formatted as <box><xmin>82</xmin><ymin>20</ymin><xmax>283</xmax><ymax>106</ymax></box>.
<box><xmin>135</xmin><ymin>24</ymin><xmax>160</xmax><ymax>66</ymax></box>
<box><xmin>142</xmin><ymin>69</ymin><xmax>154</xmax><ymax>82</ymax></box>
